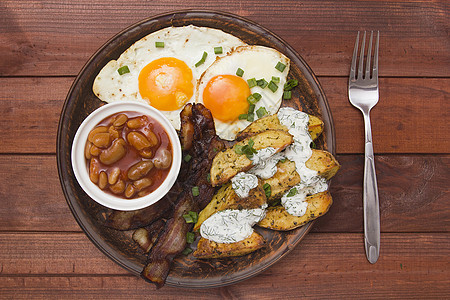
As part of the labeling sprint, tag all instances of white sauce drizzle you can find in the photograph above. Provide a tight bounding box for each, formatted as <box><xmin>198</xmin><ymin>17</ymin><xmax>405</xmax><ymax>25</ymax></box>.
<box><xmin>231</xmin><ymin>172</ymin><xmax>259</xmax><ymax>198</ymax></box>
<box><xmin>249</xmin><ymin>148</ymin><xmax>284</xmax><ymax>179</ymax></box>
<box><xmin>277</xmin><ymin>107</ymin><xmax>328</xmax><ymax>216</ymax></box>
<box><xmin>199</xmin><ymin>204</ymin><xmax>267</xmax><ymax>243</ymax></box>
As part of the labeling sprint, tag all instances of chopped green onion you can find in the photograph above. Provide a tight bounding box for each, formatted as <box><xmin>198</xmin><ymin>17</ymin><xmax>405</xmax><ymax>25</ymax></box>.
<box><xmin>195</xmin><ymin>51</ymin><xmax>208</xmax><ymax>67</ymax></box>
<box><xmin>252</xmin><ymin>93</ymin><xmax>262</xmax><ymax>101</ymax></box>
<box><xmin>184</xmin><ymin>154</ymin><xmax>192</xmax><ymax>162</ymax></box>
<box><xmin>275</xmin><ymin>61</ymin><xmax>286</xmax><ymax>72</ymax></box>
<box><xmin>236</xmin><ymin>68</ymin><xmax>244</xmax><ymax>77</ymax></box>
<box><xmin>183</xmin><ymin>214</ymin><xmax>194</xmax><ymax>223</ymax></box>
<box><xmin>186</xmin><ymin>232</ymin><xmax>195</xmax><ymax>244</ymax></box>
<box><xmin>239</xmin><ymin>114</ymin><xmax>248</xmax><ymax>120</ymax></box>
<box><xmin>310</xmin><ymin>141</ymin><xmax>317</xmax><ymax>149</ymax></box>
<box><xmin>248</xmin><ymin>104</ymin><xmax>255</xmax><ymax>114</ymax></box>
<box><xmin>284</xmin><ymin>79</ymin><xmax>299</xmax><ymax>91</ymax></box>
<box><xmin>155</xmin><ymin>41</ymin><xmax>165</xmax><ymax>48</ymax></box>
<box><xmin>287</xmin><ymin>188</ymin><xmax>298</xmax><ymax>197</ymax></box>
<box><xmin>247</xmin><ymin>113</ymin><xmax>254</xmax><ymax>122</ymax></box>
<box><xmin>247</xmin><ymin>78</ymin><xmax>257</xmax><ymax>88</ymax></box>
<box><xmin>234</xmin><ymin>139</ymin><xmax>257</xmax><ymax>159</ymax></box>
<box><xmin>183</xmin><ymin>211</ymin><xmax>198</xmax><ymax>223</ymax></box>
<box><xmin>257</xmin><ymin>78</ymin><xmax>268</xmax><ymax>88</ymax></box>
<box><xmin>192</xmin><ymin>186</ymin><xmax>200</xmax><ymax>197</ymax></box>
<box><xmin>256</xmin><ymin>107</ymin><xmax>268</xmax><ymax>118</ymax></box>
<box><xmin>263</xmin><ymin>183</ymin><xmax>271</xmax><ymax>198</ymax></box>
<box><xmin>268</xmin><ymin>80</ymin><xmax>279</xmax><ymax>92</ymax></box>
<box><xmin>206</xmin><ymin>173</ymin><xmax>211</xmax><ymax>183</ymax></box>
<box><xmin>117</xmin><ymin>65</ymin><xmax>130</xmax><ymax>75</ymax></box>
<box><xmin>279</xmin><ymin>158</ymin><xmax>287</xmax><ymax>163</ymax></box>
<box><xmin>283</xmin><ymin>90</ymin><xmax>292</xmax><ymax>100</ymax></box>
<box><xmin>182</xmin><ymin>247</ymin><xmax>193</xmax><ymax>255</ymax></box>
<box><xmin>271</xmin><ymin>76</ymin><xmax>280</xmax><ymax>83</ymax></box>
<box><xmin>214</xmin><ymin>46</ymin><xmax>223</xmax><ymax>54</ymax></box>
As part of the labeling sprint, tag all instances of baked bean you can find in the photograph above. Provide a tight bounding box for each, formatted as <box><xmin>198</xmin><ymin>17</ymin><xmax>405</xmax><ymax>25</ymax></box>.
<box><xmin>139</xmin><ymin>148</ymin><xmax>153</xmax><ymax>159</ymax></box>
<box><xmin>153</xmin><ymin>149</ymin><xmax>172</xmax><ymax>169</ymax></box>
<box><xmin>124</xmin><ymin>184</ymin><xmax>136</xmax><ymax>198</ymax></box>
<box><xmin>108</xmin><ymin>167</ymin><xmax>121</xmax><ymax>185</ymax></box>
<box><xmin>90</xmin><ymin>144</ymin><xmax>101</xmax><ymax>156</ymax></box>
<box><xmin>127</xmin><ymin>132</ymin><xmax>151</xmax><ymax>151</ymax></box>
<box><xmin>85</xmin><ymin>141</ymin><xmax>92</xmax><ymax>160</ymax></box>
<box><xmin>143</xmin><ymin>129</ymin><xmax>158</xmax><ymax>147</ymax></box>
<box><xmin>109</xmin><ymin>179</ymin><xmax>125</xmax><ymax>194</ymax></box>
<box><xmin>137</xmin><ymin>190</ymin><xmax>152</xmax><ymax>197</ymax></box>
<box><xmin>99</xmin><ymin>138</ymin><xmax>127</xmax><ymax>165</ymax></box>
<box><xmin>133</xmin><ymin>178</ymin><xmax>153</xmax><ymax>191</ymax></box>
<box><xmin>128</xmin><ymin>161</ymin><xmax>154</xmax><ymax>181</ymax></box>
<box><xmin>127</xmin><ymin>116</ymin><xmax>148</xmax><ymax>129</ymax></box>
<box><xmin>92</xmin><ymin>132</ymin><xmax>111</xmax><ymax>148</ymax></box>
<box><xmin>108</xmin><ymin>126</ymin><xmax>120</xmax><ymax>140</ymax></box>
<box><xmin>88</xmin><ymin>126</ymin><xmax>108</xmax><ymax>143</ymax></box>
<box><xmin>89</xmin><ymin>157</ymin><xmax>101</xmax><ymax>184</ymax></box>
<box><xmin>112</xmin><ymin>114</ymin><xmax>128</xmax><ymax>127</ymax></box>
<box><xmin>98</xmin><ymin>171</ymin><xmax>108</xmax><ymax>189</ymax></box>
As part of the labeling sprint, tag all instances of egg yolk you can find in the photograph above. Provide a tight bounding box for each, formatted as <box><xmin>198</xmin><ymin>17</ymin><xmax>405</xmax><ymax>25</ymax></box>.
<box><xmin>202</xmin><ymin>75</ymin><xmax>251</xmax><ymax>122</ymax></box>
<box><xmin>138</xmin><ymin>57</ymin><xmax>193</xmax><ymax>111</ymax></box>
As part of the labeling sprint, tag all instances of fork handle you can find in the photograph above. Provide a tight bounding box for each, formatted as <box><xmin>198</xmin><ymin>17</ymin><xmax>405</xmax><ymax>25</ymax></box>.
<box><xmin>363</xmin><ymin>112</ymin><xmax>380</xmax><ymax>264</ymax></box>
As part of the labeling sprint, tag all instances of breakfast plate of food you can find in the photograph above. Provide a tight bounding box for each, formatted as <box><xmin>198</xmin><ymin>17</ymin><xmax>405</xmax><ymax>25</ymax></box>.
<box><xmin>57</xmin><ymin>10</ymin><xmax>339</xmax><ymax>288</ymax></box>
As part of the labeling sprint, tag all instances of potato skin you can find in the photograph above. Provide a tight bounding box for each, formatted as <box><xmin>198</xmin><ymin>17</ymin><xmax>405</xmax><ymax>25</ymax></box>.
<box><xmin>236</xmin><ymin>113</ymin><xmax>324</xmax><ymax>141</ymax></box>
<box><xmin>193</xmin><ymin>231</ymin><xmax>266</xmax><ymax>259</ymax></box>
<box><xmin>210</xmin><ymin>130</ymin><xmax>293</xmax><ymax>187</ymax></box>
<box><xmin>305</xmin><ymin>150</ymin><xmax>341</xmax><ymax>180</ymax></box>
<box><xmin>258</xmin><ymin>191</ymin><xmax>333</xmax><ymax>231</ymax></box>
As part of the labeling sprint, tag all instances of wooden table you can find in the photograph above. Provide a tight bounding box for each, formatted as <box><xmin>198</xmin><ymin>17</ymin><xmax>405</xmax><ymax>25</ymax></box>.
<box><xmin>1</xmin><ymin>1</ymin><xmax>448</xmax><ymax>298</ymax></box>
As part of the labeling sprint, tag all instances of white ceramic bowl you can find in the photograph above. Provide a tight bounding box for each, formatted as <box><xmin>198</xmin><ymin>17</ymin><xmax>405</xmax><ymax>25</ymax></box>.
<box><xmin>71</xmin><ymin>101</ymin><xmax>182</xmax><ymax>211</ymax></box>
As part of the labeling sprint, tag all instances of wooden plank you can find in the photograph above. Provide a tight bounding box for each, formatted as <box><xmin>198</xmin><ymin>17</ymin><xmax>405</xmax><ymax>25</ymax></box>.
<box><xmin>0</xmin><ymin>155</ymin><xmax>448</xmax><ymax>232</ymax></box>
<box><xmin>1</xmin><ymin>77</ymin><xmax>448</xmax><ymax>154</ymax></box>
<box><xmin>0</xmin><ymin>233</ymin><xmax>448</xmax><ymax>298</ymax></box>
<box><xmin>1</xmin><ymin>0</ymin><xmax>448</xmax><ymax>77</ymax></box>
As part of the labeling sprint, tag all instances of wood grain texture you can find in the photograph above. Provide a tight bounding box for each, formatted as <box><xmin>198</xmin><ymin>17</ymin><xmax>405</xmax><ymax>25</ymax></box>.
<box><xmin>1</xmin><ymin>155</ymin><xmax>448</xmax><ymax>233</ymax></box>
<box><xmin>1</xmin><ymin>0</ymin><xmax>448</xmax><ymax>77</ymax></box>
<box><xmin>0</xmin><ymin>233</ymin><xmax>448</xmax><ymax>298</ymax></box>
<box><xmin>0</xmin><ymin>77</ymin><xmax>448</xmax><ymax>154</ymax></box>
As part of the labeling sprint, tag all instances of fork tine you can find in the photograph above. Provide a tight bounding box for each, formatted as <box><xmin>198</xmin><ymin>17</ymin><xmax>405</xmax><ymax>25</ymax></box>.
<box><xmin>372</xmin><ymin>31</ymin><xmax>380</xmax><ymax>80</ymax></box>
<box><xmin>350</xmin><ymin>31</ymin><xmax>360</xmax><ymax>81</ymax></box>
<box><xmin>365</xmin><ymin>31</ymin><xmax>373</xmax><ymax>79</ymax></box>
<box><xmin>358</xmin><ymin>31</ymin><xmax>366</xmax><ymax>79</ymax></box>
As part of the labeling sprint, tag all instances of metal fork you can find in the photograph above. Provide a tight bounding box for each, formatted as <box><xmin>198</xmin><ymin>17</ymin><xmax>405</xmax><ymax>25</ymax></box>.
<box><xmin>348</xmin><ymin>31</ymin><xmax>380</xmax><ymax>264</ymax></box>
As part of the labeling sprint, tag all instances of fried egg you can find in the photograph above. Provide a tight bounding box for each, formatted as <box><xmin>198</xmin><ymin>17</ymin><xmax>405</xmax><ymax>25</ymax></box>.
<box><xmin>93</xmin><ymin>25</ymin><xmax>247</xmax><ymax>129</ymax></box>
<box><xmin>196</xmin><ymin>45</ymin><xmax>290</xmax><ymax>140</ymax></box>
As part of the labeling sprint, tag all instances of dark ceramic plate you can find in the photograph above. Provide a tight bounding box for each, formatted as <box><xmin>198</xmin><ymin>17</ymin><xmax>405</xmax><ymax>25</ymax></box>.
<box><xmin>57</xmin><ymin>10</ymin><xmax>335</xmax><ymax>288</ymax></box>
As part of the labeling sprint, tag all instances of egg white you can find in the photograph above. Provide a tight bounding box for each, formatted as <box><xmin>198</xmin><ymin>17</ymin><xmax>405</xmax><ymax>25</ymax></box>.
<box><xmin>93</xmin><ymin>25</ymin><xmax>247</xmax><ymax>130</ymax></box>
<box><xmin>196</xmin><ymin>45</ymin><xmax>290</xmax><ymax>140</ymax></box>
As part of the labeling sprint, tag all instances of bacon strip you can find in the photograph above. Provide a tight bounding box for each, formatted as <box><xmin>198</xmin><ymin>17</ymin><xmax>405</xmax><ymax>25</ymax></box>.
<box><xmin>141</xmin><ymin>104</ymin><xmax>225</xmax><ymax>288</ymax></box>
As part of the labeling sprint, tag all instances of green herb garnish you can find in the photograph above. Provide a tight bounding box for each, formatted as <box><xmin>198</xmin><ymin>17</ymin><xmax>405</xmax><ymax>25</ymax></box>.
<box><xmin>182</xmin><ymin>247</ymin><xmax>193</xmax><ymax>255</ymax></box>
<box><xmin>234</xmin><ymin>139</ymin><xmax>257</xmax><ymax>159</ymax></box>
<box><xmin>263</xmin><ymin>183</ymin><xmax>272</xmax><ymax>198</ymax></box>
<box><xmin>236</xmin><ymin>68</ymin><xmax>244</xmax><ymax>77</ymax></box>
<box><xmin>275</xmin><ymin>61</ymin><xmax>286</xmax><ymax>72</ymax></box>
<box><xmin>247</xmin><ymin>78</ymin><xmax>257</xmax><ymax>88</ymax></box>
<box><xmin>287</xmin><ymin>188</ymin><xmax>298</xmax><ymax>197</ymax></box>
<box><xmin>268</xmin><ymin>80</ymin><xmax>278</xmax><ymax>92</ymax></box>
<box><xmin>195</xmin><ymin>51</ymin><xmax>208</xmax><ymax>67</ymax></box>
<box><xmin>214</xmin><ymin>46</ymin><xmax>223</xmax><ymax>54</ymax></box>
<box><xmin>283</xmin><ymin>90</ymin><xmax>292</xmax><ymax>100</ymax></box>
<box><xmin>155</xmin><ymin>41</ymin><xmax>165</xmax><ymax>48</ymax></box>
<box><xmin>192</xmin><ymin>186</ymin><xmax>200</xmax><ymax>197</ymax></box>
<box><xmin>186</xmin><ymin>232</ymin><xmax>195</xmax><ymax>244</ymax></box>
<box><xmin>117</xmin><ymin>65</ymin><xmax>130</xmax><ymax>75</ymax></box>
<box><xmin>284</xmin><ymin>79</ymin><xmax>298</xmax><ymax>91</ymax></box>
<box><xmin>183</xmin><ymin>211</ymin><xmax>198</xmax><ymax>223</ymax></box>
<box><xmin>184</xmin><ymin>154</ymin><xmax>192</xmax><ymax>162</ymax></box>
<box><xmin>257</xmin><ymin>78</ymin><xmax>268</xmax><ymax>88</ymax></box>
<box><xmin>256</xmin><ymin>107</ymin><xmax>268</xmax><ymax>118</ymax></box>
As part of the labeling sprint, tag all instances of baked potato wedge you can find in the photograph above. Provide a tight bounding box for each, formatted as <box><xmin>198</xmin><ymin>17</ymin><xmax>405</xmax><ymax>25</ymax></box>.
<box><xmin>193</xmin><ymin>231</ymin><xmax>266</xmax><ymax>259</ymax></box>
<box><xmin>258</xmin><ymin>191</ymin><xmax>333</xmax><ymax>231</ymax></box>
<box><xmin>193</xmin><ymin>180</ymin><xmax>267</xmax><ymax>231</ymax></box>
<box><xmin>237</xmin><ymin>113</ymin><xmax>324</xmax><ymax>141</ymax></box>
<box><xmin>305</xmin><ymin>149</ymin><xmax>340</xmax><ymax>180</ymax></box>
<box><xmin>261</xmin><ymin>149</ymin><xmax>340</xmax><ymax>203</ymax></box>
<box><xmin>262</xmin><ymin>159</ymin><xmax>301</xmax><ymax>202</ymax></box>
<box><xmin>210</xmin><ymin>130</ymin><xmax>293</xmax><ymax>187</ymax></box>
